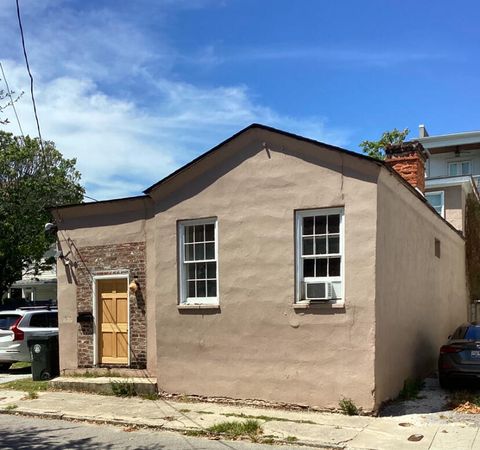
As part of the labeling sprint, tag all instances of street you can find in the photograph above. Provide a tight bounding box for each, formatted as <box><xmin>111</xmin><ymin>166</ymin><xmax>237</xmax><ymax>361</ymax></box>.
<box><xmin>0</xmin><ymin>414</ymin><xmax>315</xmax><ymax>450</ymax></box>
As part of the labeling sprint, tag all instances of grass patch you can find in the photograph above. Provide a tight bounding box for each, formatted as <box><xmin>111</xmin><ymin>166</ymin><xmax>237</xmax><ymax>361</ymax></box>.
<box><xmin>286</xmin><ymin>436</ymin><xmax>298</xmax><ymax>442</ymax></box>
<box><xmin>196</xmin><ymin>410</ymin><xmax>214</xmax><ymax>415</ymax></box>
<box><xmin>4</xmin><ymin>404</ymin><xmax>17</xmax><ymax>410</ymax></box>
<box><xmin>110</xmin><ymin>380</ymin><xmax>136</xmax><ymax>397</ymax></box>
<box><xmin>24</xmin><ymin>391</ymin><xmax>38</xmax><ymax>400</ymax></box>
<box><xmin>10</xmin><ymin>362</ymin><xmax>31</xmax><ymax>369</ymax></box>
<box><xmin>339</xmin><ymin>397</ymin><xmax>359</xmax><ymax>416</ymax></box>
<box><xmin>1</xmin><ymin>379</ymin><xmax>48</xmax><ymax>392</ymax></box>
<box><xmin>398</xmin><ymin>378</ymin><xmax>425</xmax><ymax>401</ymax></box>
<box><xmin>222</xmin><ymin>412</ymin><xmax>316</xmax><ymax>425</ymax></box>
<box><xmin>207</xmin><ymin>419</ymin><xmax>263</xmax><ymax>439</ymax></box>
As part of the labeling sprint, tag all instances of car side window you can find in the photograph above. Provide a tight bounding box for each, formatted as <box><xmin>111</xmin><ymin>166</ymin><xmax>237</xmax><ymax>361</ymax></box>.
<box><xmin>452</xmin><ymin>327</ymin><xmax>466</xmax><ymax>339</ymax></box>
<box><xmin>29</xmin><ymin>313</ymin><xmax>49</xmax><ymax>328</ymax></box>
<box><xmin>48</xmin><ymin>313</ymin><xmax>58</xmax><ymax>328</ymax></box>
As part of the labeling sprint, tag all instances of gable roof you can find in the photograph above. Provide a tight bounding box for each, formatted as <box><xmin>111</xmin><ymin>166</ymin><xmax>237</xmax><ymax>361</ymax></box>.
<box><xmin>143</xmin><ymin>123</ymin><xmax>383</xmax><ymax>194</ymax></box>
<box><xmin>50</xmin><ymin>123</ymin><xmax>462</xmax><ymax>237</ymax></box>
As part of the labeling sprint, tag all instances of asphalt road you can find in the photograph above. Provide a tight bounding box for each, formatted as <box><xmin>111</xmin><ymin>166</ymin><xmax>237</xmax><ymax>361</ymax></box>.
<box><xmin>0</xmin><ymin>414</ymin><xmax>316</xmax><ymax>450</ymax></box>
<box><xmin>0</xmin><ymin>365</ymin><xmax>31</xmax><ymax>384</ymax></box>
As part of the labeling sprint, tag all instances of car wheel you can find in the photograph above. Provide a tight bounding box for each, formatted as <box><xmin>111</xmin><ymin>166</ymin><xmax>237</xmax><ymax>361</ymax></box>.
<box><xmin>0</xmin><ymin>363</ymin><xmax>11</xmax><ymax>372</ymax></box>
<box><xmin>439</xmin><ymin>375</ymin><xmax>452</xmax><ymax>390</ymax></box>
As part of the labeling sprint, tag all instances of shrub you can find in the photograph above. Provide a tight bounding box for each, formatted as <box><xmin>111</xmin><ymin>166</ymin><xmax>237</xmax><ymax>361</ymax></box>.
<box><xmin>339</xmin><ymin>397</ymin><xmax>359</xmax><ymax>415</ymax></box>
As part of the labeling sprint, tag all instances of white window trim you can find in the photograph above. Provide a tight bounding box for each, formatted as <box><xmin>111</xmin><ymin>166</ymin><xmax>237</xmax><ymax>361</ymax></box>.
<box><xmin>295</xmin><ymin>207</ymin><xmax>345</xmax><ymax>307</ymax></box>
<box><xmin>447</xmin><ymin>160</ymin><xmax>471</xmax><ymax>177</ymax></box>
<box><xmin>178</xmin><ymin>218</ymin><xmax>219</xmax><ymax>305</ymax></box>
<box><xmin>425</xmin><ymin>190</ymin><xmax>445</xmax><ymax>218</ymax></box>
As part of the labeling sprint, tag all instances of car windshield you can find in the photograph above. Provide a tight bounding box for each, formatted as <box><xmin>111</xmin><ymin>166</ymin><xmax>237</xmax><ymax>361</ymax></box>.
<box><xmin>0</xmin><ymin>315</ymin><xmax>21</xmax><ymax>330</ymax></box>
<box><xmin>464</xmin><ymin>327</ymin><xmax>480</xmax><ymax>340</ymax></box>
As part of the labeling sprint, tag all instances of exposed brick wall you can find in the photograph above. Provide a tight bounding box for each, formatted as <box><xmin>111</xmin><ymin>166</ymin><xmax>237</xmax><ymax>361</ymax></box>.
<box><xmin>74</xmin><ymin>242</ymin><xmax>147</xmax><ymax>369</ymax></box>
<box><xmin>385</xmin><ymin>142</ymin><xmax>428</xmax><ymax>192</ymax></box>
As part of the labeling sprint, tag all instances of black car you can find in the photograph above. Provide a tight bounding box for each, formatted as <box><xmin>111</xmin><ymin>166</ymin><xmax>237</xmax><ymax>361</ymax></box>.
<box><xmin>439</xmin><ymin>323</ymin><xmax>480</xmax><ymax>388</ymax></box>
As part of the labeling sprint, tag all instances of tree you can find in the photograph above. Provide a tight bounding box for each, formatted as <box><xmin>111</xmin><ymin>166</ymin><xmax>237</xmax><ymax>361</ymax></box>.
<box><xmin>359</xmin><ymin>128</ymin><xmax>410</xmax><ymax>160</ymax></box>
<box><xmin>0</xmin><ymin>132</ymin><xmax>84</xmax><ymax>298</ymax></box>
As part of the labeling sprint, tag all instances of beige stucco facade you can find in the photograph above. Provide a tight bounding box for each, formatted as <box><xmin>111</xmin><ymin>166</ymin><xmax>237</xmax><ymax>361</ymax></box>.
<box><xmin>375</xmin><ymin>170</ymin><xmax>468</xmax><ymax>403</ymax></box>
<box><xmin>53</xmin><ymin>125</ymin><xmax>469</xmax><ymax>412</ymax></box>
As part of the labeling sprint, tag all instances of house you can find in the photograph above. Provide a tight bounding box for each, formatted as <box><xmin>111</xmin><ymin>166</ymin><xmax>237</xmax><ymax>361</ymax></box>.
<box><xmin>52</xmin><ymin>124</ymin><xmax>468</xmax><ymax>412</ymax></box>
<box><xmin>418</xmin><ymin>125</ymin><xmax>480</xmax><ymax>232</ymax></box>
<box><xmin>3</xmin><ymin>245</ymin><xmax>57</xmax><ymax>307</ymax></box>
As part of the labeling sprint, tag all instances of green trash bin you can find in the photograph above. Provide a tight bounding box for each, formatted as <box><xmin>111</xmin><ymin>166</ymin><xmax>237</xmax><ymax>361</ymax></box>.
<box><xmin>28</xmin><ymin>335</ymin><xmax>59</xmax><ymax>381</ymax></box>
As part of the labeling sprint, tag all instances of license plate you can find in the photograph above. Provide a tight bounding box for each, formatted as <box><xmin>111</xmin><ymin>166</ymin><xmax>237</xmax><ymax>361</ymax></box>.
<box><xmin>471</xmin><ymin>350</ymin><xmax>480</xmax><ymax>358</ymax></box>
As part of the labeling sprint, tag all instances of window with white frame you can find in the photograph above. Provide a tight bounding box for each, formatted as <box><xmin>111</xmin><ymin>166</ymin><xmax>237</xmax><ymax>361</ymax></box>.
<box><xmin>295</xmin><ymin>208</ymin><xmax>344</xmax><ymax>304</ymax></box>
<box><xmin>448</xmin><ymin>161</ymin><xmax>471</xmax><ymax>177</ymax></box>
<box><xmin>425</xmin><ymin>191</ymin><xmax>444</xmax><ymax>217</ymax></box>
<box><xmin>178</xmin><ymin>219</ymin><xmax>218</xmax><ymax>305</ymax></box>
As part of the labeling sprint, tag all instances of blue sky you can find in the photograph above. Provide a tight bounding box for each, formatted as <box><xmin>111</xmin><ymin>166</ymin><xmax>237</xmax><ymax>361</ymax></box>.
<box><xmin>1</xmin><ymin>0</ymin><xmax>479</xmax><ymax>199</ymax></box>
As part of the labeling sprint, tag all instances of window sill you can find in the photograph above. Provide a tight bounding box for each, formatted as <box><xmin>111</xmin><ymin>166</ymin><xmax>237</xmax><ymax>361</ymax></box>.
<box><xmin>177</xmin><ymin>304</ymin><xmax>220</xmax><ymax>310</ymax></box>
<box><xmin>293</xmin><ymin>301</ymin><xmax>345</xmax><ymax>310</ymax></box>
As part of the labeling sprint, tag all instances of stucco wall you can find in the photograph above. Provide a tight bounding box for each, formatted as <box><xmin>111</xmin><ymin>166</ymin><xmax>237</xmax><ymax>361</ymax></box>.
<box><xmin>375</xmin><ymin>169</ymin><xmax>469</xmax><ymax>406</ymax></box>
<box><xmin>150</xmin><ymin>129</ymin><xmax>379</xmax><ymax>410</ymax></box>
<box><xmin>54</xmin><ymin>198</ymin><xmax>156</xmax><ymax>375</ymax></box>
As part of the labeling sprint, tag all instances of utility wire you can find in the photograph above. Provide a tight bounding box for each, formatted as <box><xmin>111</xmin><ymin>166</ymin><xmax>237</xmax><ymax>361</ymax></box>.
<box><xmin>0</xmin><ymin>61</ymin><xmax>24</xmax><ymax>138</ymax></box>
<box><xmin>15</xmin><ymin>0</ymin><xmax>45</xmax><ymax>154</ymax></box>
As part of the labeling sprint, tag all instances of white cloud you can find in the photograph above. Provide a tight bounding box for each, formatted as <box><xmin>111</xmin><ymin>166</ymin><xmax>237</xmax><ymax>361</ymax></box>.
<box><xmin>0</xmin><ymin>3</ymin><xmax>352</xmax><ymax>200</ymax></box>
<box><xmin>2</xmin><ymin>59</ymin><xmax>350</xmax><ymax>200</ymax></box>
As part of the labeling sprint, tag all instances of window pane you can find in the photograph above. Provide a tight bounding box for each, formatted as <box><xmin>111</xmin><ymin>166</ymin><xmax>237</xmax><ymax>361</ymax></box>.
<box><xmin>306</xmin><ymin>283</ymin><xmax>325</xmax><ymax>299</ymax></box>
<box><xmin>462</xmin><ymin>162</ymin><xmax>471</xmax><ymax>175</ymax></box>
<box><xmin>329</xmin><ymin>258</ymin><xmax>341</xmax><ymax>276</ymax></box>
<box><xmin>48</xmin><ymin>313</ymin><xmax>58</xmax><ymax>328</ymax></box>
<box><xmin>194</xmin><ymin>225</ymin><xmax>204</xmax><ymax>242</ymax></box>
<box><xmin>188</xmin><ymin>264</ymin><xmax>196</xmax><ymax>279</ymax></box>
<box><xmin>185</xmin><ymin>226</ymin><xmax>194</xmax><ymax>243</ymax></box>
<box><xmin>303</xmin><ymin>217</ymin><xmax>314</xmax><ymax>235</ymax></box>
<box><xmin>315</xmin><ymin>215</ymin><xmax>326</xmax><ymax>234</ymax></box>
<box><xmin>206</xmin><ymin>262</ymin><xmax>216</xmax><ymax>279</ymax></box>
<box><xmin>303</xmin><ymin>259</ymin><xmax>314</xmax><ymax>277</ymax></box>
<box><xmin>316</xmin><ymin>258</ymin><xmax>328</xmax><ymax>277</ymax></box>
<box><xmin>205</xmin><ymin>243</ymin><xmax>215</xmax><ymax>260</ymax></box>
<box><xmin>185</xmin><ymin>244</ymin><xmax>194</xmax><ymax>261</ymax></box>
<box><xmin>30</xmin><ymin>313</ymin><xmax>48</xmax><ymax>328</ymax></box>
<box><xmin>315</xmin><ymin>236</ymin><xmax>326</xmax><ymax>255</ymax></box>
<box><xmin>197</xmin><ymin>262</ymin><xmax>206</xmax><ymax>279</ymax></box>
<box><xmin>197</xmin><ymin>280</ymin><xmax>206</xmax><ymax>297</ymax></box>
<box><xmin>194</xmin><ymin>243</ymin><xmax>205</xmax><ymax>260</ymax></box>
<box><xmin>303</xmin><ymin>237</ymin><xmax>314</xmax><ymax>255</ymax></box>
<box><xmin>449</xmin><ymin>164</ymin><xmax>457</xmax><ymax>176</ymax></box>
<box><xmin>205</xmin><ymin>224</ymin><xmax>215</xmax><ymax>241</ymax></box>
<box><xmin>328</xmin><ymin>215</ymin><xmax>340</xmax><ymax>233</ymax></box>
<box><xmin>426</xmin><ymin>193</ymin><xmax>442</xmax><ymax>207</ymax></box>
<box><xmin>188</xmin><ymin>281</ymin><xmax>196</xmax><ymax>298</ymax></box>
<box><xmin>207</xmin><ymin>280</ymin><xmax>217</xmax><ymax>297</ymax></box>
<box><xmin>328</xmin><ymin>236</ymin><xmax>340</xmax><ymax>254</ymax></box>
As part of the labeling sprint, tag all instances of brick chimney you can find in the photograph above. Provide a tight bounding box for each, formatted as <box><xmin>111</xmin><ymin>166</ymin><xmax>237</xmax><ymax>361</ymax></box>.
<box><xmin>384</xmin><ymin>141</ymin><xmax>428</xmax><ymax>193</ymax></box>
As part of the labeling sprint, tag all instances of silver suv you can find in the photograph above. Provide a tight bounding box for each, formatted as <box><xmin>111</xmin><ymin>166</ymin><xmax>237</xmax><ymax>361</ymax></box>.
<box><xmin>0</xmin><ymin>308</ymin><xmax>58</xmax><ymax>370</ymax></box>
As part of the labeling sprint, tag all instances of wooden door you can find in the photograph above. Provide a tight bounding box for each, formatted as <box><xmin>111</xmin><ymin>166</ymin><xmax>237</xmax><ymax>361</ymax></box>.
<box><xmin>98</xmin><ymin>279</ymin><xmax>128</xmax><ymax>365</ymax></box>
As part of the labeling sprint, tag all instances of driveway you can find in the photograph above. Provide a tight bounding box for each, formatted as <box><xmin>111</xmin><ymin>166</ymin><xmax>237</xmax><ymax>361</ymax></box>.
<box><xmin>381</xmin><ymin>375</ymin><xmax>480</xmax><ymax>427</ymax></box>
<box><xmin>0</xmin><ymin>364</ymin><xmax>31</xmax><ymax>384</ymax></box>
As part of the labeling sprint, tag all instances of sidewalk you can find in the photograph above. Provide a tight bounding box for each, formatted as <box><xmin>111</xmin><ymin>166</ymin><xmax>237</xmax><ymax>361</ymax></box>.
<box><xmin>1</xmin><ymin>381</ymin><xmax>480</xmax><ymax>449</ymax></box>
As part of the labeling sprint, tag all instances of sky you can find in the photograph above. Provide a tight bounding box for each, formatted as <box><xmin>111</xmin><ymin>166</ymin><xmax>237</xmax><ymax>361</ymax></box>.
<box><xmin>1</xmin><ymin>0</ymin><xmax>479</xmax><ymax>200</ymax></box>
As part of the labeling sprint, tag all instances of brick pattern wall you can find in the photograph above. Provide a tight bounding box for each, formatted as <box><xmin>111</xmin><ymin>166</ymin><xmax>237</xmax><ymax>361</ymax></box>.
<box><xmin>385</xmin><ymin>142</ymin><xmax>427</xmax><ymax>192</ymax></box>
<box><xmin>75</xmin><ymin>242</ymin><xmax>147</xmax><ymax>369</ymax></box>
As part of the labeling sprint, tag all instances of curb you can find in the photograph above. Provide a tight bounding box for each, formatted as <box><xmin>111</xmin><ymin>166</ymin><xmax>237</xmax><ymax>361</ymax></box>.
<box><xmin>0</xmin><ymin>407</ymin><xmax>344</xmax><ymax>449</ymax></box>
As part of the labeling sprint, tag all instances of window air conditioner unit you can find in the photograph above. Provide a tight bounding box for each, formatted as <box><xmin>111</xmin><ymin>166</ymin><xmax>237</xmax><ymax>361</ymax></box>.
<box><xmin>305</xmin><ymin>282</ymin><xmax>340</xmax><ymax>301</ymax></box>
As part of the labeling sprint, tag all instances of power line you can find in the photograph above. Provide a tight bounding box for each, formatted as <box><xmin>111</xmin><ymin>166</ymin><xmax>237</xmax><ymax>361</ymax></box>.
<box><xmin>15</xmin><ymin>0</ymin><xmax>44</xmax><ymax>150</ymax></box>
<box><xmin>0</xmin><ymin>60</ymin><xmax>25</xmax><ymax>138</ymax></box>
